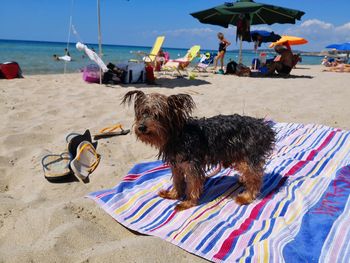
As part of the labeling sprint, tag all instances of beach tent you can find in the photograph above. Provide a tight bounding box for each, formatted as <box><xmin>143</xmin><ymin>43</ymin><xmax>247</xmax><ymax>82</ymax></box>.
<box><xmin>191</xmin><ymin>0</ymin><xmax>305</xmax><ymax>63</ymax></box>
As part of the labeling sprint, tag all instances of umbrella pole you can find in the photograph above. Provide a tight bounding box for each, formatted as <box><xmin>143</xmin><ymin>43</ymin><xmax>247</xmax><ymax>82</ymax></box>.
<box><xmin>97</xmin><ymin>0</ymin><xmax>102</xmax><ymax>85</ymax></box>
<box><xmin>239</xmin><ymin>35</ymin><xmax>243</xmax><ymax>64</ymax></box>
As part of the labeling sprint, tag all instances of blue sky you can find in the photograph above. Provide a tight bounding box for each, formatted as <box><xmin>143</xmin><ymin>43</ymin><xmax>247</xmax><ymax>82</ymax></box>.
<box><xmin>1</xmin><ymin>0</ymin><xmax>350</xmax><ymax>51</ymax></box>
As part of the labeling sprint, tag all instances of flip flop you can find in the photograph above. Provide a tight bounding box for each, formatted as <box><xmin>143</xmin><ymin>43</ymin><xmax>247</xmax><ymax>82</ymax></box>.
<box><xmin>70</xmin><ymin>141</ymin><xmax>100</xmax><ymax>182</ymax></box>
<box><xmin>42</xmin><ymin>152</ymin><xmax>72</xmax><ymax>182</ymax></box>
<box><xmin>93</xmin><ymin>124</ymin><xmax>130</xmax><ymax>140</ymax></box>
<box><xmin>66</xmin><ymin>129</ymin><xmax>98</xmax><ymax>159</ymax></box>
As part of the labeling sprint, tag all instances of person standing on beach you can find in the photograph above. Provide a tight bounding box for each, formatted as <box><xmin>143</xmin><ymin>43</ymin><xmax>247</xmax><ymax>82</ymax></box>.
<box><xmin>213</xmin><ymin>32</ymin><xmax>231</xmax><ymax>73</ymax></box>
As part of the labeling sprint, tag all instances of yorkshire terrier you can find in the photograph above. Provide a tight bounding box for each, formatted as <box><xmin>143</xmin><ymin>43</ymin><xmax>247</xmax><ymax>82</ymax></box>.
<box><xmin>122</xmin><ymin>91</ymin><xmax>275</xmax><ymax>211</ymax></box>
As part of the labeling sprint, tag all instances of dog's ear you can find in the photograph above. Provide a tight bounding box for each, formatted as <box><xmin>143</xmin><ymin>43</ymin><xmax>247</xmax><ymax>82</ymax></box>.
<box><xmin>167</xmin><ymin>94</ymin><xmax>195</xmax><ymax>117</ymax></box>
<box><xmin>121</xmin><ymin>90</ymin><xmax>146</xmax><ymax>106</ymax></box>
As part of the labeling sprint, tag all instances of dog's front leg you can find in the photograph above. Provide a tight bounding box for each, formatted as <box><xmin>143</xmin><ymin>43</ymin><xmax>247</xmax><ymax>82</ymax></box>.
<box><xmin>159</xmin><ymin>165</ymin><xmax>185</xmax><ymax>200</ymax></box>
<box><xmin>175</xmin><ymin>164</ymin><xmax>205</xmax><ymax>211</ymax></box>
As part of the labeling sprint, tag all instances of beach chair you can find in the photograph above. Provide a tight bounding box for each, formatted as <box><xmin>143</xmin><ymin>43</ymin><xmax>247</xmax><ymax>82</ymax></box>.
<box><xmin>194</xmin><ymin>52</ymin><xmax>216</xmax><ymax>72</ymax></box>
<box><xmin>162</xmin><ymin>45</ymin><xmax>201</xmax><ymax>76</ymax></box>
<box><xmin>130</xmin><ymin>36</ymin><xmax>165</xmax><ymax>66</ymax></box>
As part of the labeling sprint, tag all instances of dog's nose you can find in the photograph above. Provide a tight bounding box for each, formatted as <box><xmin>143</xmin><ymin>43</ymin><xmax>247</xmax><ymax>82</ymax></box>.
<box><xmin>138</xmin><ymin>124</ymin><xmax>147</xmax><ymax>133</ymax></box>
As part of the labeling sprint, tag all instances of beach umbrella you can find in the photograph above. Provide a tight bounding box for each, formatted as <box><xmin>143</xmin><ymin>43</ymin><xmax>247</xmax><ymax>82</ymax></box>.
<box><xmin>191</xmin><ymin>0</ymin><xmax>305</xmax><ymax>63</ymax></box>
<box><xmin>269</xmin><ymin>35</ymin><xmax>308</xmax><ymax>48</ymax></box>
<box><xmin>326</xmin><ymin>42</ymin><xmax>350</xmax><ymax>62</ymax></box>
<box><xmin>191</xmin><ymin>1</ymin><xmax>305</xmax><ymax>27</ymax></box>
<box><xmin>325</xmin><ymin>42</ymin><xmax>350</xmax><ymax>51</ymax></box>
<box><xmin>250</xmin><ymin>30</ymin><xmax>281</xmax><ymax>46</ymax></box>
<box><xmin>97</xmin><ymin>0</ymin><xmax>102</xmax><ymax>84</ymax></box>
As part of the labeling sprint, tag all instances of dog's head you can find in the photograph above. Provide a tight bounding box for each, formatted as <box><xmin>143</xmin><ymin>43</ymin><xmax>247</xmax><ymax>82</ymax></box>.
<box><xmin>122</xmin><ymin>90</ymin><xmax>195</xmax><ymax>148</ymax></box>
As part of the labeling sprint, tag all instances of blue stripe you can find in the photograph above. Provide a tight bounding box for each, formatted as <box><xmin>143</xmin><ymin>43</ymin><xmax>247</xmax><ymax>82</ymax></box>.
<box><xmin>130</xmin><ymin>199</ymin><xmax>164</xmax><ymax>225</ymax></box>
<box><xmin>283</xmin><ymin>165</ymin><xmax>350</xmax><ymax>262</ymax></box>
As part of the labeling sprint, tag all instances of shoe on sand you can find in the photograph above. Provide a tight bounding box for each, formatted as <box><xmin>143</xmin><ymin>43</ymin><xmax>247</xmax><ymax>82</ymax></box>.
<box><xmin>70</xmin><ymin>141</ymin><xmax>100</xmax><ymax>182</ymax></box>
<box><xmin>66</xmin><ymin>129</ymin><xmax>97</xmax><ymax>159</ymax></box>
<box><xmin>42</xmin><ymin>152</ymin><xmax>72</xmax><ymax>182</ymax></box>
<box><xmin>93</xmin><ymin>124</ymin><xmax>130</xmax><ymax>140</ymax></box>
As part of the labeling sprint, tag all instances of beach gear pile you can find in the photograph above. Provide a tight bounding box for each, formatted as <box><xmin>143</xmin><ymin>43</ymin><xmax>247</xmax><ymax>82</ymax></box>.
<box><xmin>88</xmin><ymin>121</ymin><xmax>350</xmax><ymax>262</ymax></box>
<box><xmin>42</xmin><ymin>125</ymin><xmax>130</xmax><ymax>183</ymax></box>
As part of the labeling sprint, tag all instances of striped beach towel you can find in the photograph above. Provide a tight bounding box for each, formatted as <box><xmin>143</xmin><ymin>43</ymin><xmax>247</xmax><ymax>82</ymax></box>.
<box><xmin>88</xmin><ymin>122</ymin><xmax>350</xmax><ymax>262</ymax></box>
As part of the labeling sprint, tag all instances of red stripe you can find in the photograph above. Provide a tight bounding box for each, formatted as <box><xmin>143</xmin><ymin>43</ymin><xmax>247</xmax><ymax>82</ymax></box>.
<box><xmin>213</xmin><ymin>177</ymin><xmax>287</xmax><ymax>260</ymax></box>
<box><xmin>123</xmin><ymin>164</ymin><xmax>170</xmax><ymax>182</ymax></box>
<box><xmin>213</xmin><ymin>130</ymin><xmax>337</xmax><ymax>260</ymax></box>
<box><xmin>286</xmin><ymin>131</ymin><xmax>336</xmax><ymax>176</ymax></box>
<box><xmin>306</xmin><ymin>131</ymin><xmax>336</xmax><ymax>161</ymax></box>
<box><xmin>150</xmin><ymin>211</ymin><xmax>177</xmax><ymax>232</ymax></box>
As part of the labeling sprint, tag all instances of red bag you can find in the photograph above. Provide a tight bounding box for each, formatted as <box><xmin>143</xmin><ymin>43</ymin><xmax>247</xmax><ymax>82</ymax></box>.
<box><xmin>0</xmin><ymin>62</ymin><xmax>23</xmax><ymax>79</ymax></box>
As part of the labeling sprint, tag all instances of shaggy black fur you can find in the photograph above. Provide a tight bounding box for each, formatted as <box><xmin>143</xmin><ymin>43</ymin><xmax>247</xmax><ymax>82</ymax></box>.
<box><xmin>163</xmin><ymin>114</ymin><xmax>276</xmax><ymax>173</ymax></box>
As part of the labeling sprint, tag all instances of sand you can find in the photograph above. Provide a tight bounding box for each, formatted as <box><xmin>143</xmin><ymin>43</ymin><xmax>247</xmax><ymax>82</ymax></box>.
<box><xmin>0</xmin><ymin>65</ymin><xmax>349</xmax><ymax>262</ymax></box>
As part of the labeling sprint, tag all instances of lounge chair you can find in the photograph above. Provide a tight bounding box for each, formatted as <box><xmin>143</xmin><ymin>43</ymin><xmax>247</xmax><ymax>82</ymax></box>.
<box><xmin>161</xmin><ymin>45</ymin><xmax>201</xmax><ymax>76</ymax></box>
<box><xmin>130</xmin><ymin>36</ymin><xmax>165</xmax><ymax>66</ymax></box>
<box><xmin>194</xmin><ymin>52</ymin><xmax>216</xmax><ymax>72</ymax></box>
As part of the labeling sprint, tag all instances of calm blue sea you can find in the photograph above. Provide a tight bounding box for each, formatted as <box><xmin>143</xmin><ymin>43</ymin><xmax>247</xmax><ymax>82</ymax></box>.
<box><xmin>0</xmin><ymin>39</ymin><xmax>322</xmax><ymax>75</ymax></box>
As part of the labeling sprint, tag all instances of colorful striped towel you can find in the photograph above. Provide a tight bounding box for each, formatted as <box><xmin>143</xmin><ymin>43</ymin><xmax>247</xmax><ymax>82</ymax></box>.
<box><xmin>88</xmin><ymin>122</ymin><xmax>350</xmax><ymax>262</ymax></box>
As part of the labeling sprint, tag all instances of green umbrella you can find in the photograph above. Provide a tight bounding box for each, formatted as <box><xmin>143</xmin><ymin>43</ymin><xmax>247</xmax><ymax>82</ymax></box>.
<box><xmin>191</xmin><ymin>0</ymin><xmax>305</xmax><ymax>27</ymax></box>
<box><xmin>191</xmin><ymin>0</ymin><xmax>305</xmax><ymax>63</ymax></box>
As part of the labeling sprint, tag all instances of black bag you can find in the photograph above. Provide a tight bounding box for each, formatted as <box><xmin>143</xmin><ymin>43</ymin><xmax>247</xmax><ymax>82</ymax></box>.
<box><xmin>236</xmin><ymin>63</ymin><xmax>251</xmax><ymax>77</ymax></box>
<box><xmin>225</xmin><ymin>60</ymin><xmax>238</xmax><ymax>74</ymax></box>
<box><xmin>102</xmin><ymin>70</ymin><xmax>119</xmax><ymax>84</ymax></box>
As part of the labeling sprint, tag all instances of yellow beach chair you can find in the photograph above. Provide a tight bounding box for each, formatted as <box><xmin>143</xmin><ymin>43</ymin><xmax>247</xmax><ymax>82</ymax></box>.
<box><xmin>162</xmin><ymin>45</ymin><xmax>201</xmax><ymax>77</ymax></box>
<box><xmin>131</xmin><ymin>36</ymin><xmax>165</xmax><ymax>65</ymax></box>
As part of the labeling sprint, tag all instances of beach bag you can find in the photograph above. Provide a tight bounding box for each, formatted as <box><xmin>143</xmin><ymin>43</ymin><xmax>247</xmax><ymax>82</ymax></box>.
<box><xmin>225</xmin><ymin>60</ymin><xmax>238</xmax><ymax>74</ymax></box>
<box><xmin>102</xmin><ymin>70</ymin><xmax>122</xmax><ymax>85</ymax></box>
<box><xmin>83</xmin><ymin>64</ymin><xmax>100</xmax><ymax>83</ymax></box>
<box><xmin>236</xmin><ymin>63</ymin><xmax>251</xmax><ymax>77</ymax></box>
<box><xmin>0</xmin><ymin>62</ymin><xmax>23</xmax><ymax>79</ymax></box>
<box><xmin>117</xmin><ymin>62</ymin><xmax>146</xmax><ymax>84</ymax></box>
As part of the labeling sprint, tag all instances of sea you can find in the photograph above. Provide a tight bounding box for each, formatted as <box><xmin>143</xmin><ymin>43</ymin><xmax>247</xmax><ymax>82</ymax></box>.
<box><xmin>0</xmin><ymin>39</ymin><xmax>323</xmax><ymax>75</ymax></box>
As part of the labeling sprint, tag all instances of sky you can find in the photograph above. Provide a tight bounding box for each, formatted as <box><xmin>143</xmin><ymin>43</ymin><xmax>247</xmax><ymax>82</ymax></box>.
<box><xmin>1</xmin><ymin>0</ymin><xmax>350</xmax><ymax>52</ymax></box>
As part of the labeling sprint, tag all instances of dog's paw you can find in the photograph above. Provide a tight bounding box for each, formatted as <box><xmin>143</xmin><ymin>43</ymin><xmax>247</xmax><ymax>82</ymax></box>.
<box><xmin>158</xmin><ymin>189</ymin><xmax>178</xmax><ymax>200</ymax></box>
<box><xmin>235</xmin><ymin>192</ymin><xmax>255</xmax><ymax>205</ymax></box>
<box><xmin>174</xmin><ymin>201</ymin><xmax>196</xmax><ymax>211</ymax></box>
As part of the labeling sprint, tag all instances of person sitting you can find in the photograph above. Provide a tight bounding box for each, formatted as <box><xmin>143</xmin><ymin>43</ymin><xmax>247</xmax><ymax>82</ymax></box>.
<box><xmin>266</xmin><ymin>45</ymin><xmax>294</xmax><ymax>76</ymax></box>
<box><xmin>155</xmin><ymin>48</ymin><xmax>167</xmax><ymax>71</ymax></box>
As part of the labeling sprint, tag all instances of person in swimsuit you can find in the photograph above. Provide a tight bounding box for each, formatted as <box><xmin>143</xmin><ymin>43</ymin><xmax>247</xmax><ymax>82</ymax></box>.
<box><xmin>213</xmin><ymin>32</ymin><xmax>231</xmax><ymax>72</ymax></box>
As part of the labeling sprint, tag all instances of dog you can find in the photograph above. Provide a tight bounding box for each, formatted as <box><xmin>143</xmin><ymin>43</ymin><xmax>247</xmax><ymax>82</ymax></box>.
<box><xmin>122</xmin><ymin>90</ymin><xmax>275</xmax><ymax>211</ymax></box>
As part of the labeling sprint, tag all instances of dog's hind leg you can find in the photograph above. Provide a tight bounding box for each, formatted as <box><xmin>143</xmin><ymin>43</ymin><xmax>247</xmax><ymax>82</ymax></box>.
<box><xmin>159</xmin><ymin>165</ymin><xmax>185</xmax><ymax>200</ymax></box>
<box><xmin>234</xmin><ymin>161</ymin><xmax>263</xmax><ymax>205</ymax></box>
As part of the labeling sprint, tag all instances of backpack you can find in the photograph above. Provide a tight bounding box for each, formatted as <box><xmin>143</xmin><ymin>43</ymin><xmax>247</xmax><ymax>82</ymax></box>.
<box><xmin>225</xmin><ymin>60</ymin><xmax>238</xmax><ymax>74</ymax></box>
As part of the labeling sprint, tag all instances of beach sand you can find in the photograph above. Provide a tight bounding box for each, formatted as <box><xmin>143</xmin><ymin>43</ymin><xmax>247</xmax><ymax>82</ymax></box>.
<box><xmin>1</xmin><ymin>65</ymin><xmax>349</xmax><ymax>262</ymax></box>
